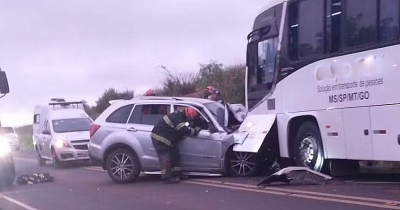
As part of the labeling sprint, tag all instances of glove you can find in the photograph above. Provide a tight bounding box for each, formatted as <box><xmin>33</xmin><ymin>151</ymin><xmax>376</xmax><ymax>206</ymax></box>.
<box><xmin>194</xmin><ymin>127</ymin><xmax>202</xmax><ymax>135</ymax></box>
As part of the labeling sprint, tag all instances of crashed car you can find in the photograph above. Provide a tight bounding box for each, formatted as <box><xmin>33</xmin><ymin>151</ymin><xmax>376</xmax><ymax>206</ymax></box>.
<box><xmin>88</xmin><ymin>96</ymin><xmax>267</xmax><ymax>183</ymax></box>
<box><xmin>0</xmin><ymin>140</ymin><xmax>16</xmax><ymax>187</ymax></box>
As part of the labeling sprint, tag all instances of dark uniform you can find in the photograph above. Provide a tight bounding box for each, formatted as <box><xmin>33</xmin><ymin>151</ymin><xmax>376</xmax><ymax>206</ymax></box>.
<box><xmin>151</xmin><ymin>111</ymin><xmax>200</xmax><ymax>182</ymax></box>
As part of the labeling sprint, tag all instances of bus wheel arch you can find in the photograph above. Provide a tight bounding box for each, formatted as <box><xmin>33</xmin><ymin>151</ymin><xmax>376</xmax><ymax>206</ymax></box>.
<box><xmin>288</xmin><ymin>116</ymin><xmax>327</xmax><ymax>173</ymax></box>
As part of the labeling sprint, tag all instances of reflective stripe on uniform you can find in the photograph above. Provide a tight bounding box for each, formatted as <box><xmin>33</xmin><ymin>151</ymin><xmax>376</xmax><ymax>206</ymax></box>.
<box><xmin>151</xmin><ymin>133</ymin><xmax>173</xmax><ymax>147</ymax></box>
<box><xmin>176</xmin><ymin>122</ymin><xmax>187</xmax><ymax>131</ymax></box>
<box><xmin>163</xmin><ymin>116</ymin><xmax>175</xmax><ymax>129</ymax></box>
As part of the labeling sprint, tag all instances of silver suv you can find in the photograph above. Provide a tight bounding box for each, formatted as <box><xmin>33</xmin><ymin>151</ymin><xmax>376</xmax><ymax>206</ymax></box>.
<box><xmin>88</xmin><ymin>96</ymin><xmax>262</xmax><ymax>183</ymax></box>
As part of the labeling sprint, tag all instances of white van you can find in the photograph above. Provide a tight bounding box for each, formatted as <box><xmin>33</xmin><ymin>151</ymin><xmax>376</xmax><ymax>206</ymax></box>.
<box><xmin>33</xmin><ymin>99</ymin><xmax>93</xmax><ymax>168</ymax></box>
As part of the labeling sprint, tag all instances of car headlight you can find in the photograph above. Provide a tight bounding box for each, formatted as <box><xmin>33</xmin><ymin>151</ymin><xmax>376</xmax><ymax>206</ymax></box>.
<box><xmin>55</xmin><ymin>139</ymin><xmax>72</xmax><ymax>148</ymax></box>
<box><xmin>0</xmin><ymin>140</ymin><xmax>11</xmax><ymax>156</ymax></box>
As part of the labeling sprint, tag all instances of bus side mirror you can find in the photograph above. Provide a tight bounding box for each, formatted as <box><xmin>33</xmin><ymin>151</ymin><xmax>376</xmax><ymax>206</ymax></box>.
<box><xmin>0</xmin><ymin>71</ymin><xmax>10</xmax><ymax>94</ymax></box>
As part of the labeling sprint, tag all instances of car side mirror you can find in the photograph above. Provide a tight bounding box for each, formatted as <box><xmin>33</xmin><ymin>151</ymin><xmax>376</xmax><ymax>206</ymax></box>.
<box><xmin>42</xmin><ymin>130</ymin><xmax>51</xmax><ymax>135</ymax></box>
<box><xmin>0</xmin><ymin>71</ymin><xmax>10</xmax><ymax>94</ymax></box>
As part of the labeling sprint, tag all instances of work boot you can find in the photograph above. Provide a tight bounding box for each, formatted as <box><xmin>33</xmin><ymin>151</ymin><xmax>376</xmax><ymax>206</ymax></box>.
<box><xmin>179</xmin><ymin>174</ymin><xmax>189</xmax><ymax>180</ymax></box>
<box><xmin>163</xmin><ymin>176</ymin><xmax>180</xmax><ymax>184</ymax></box>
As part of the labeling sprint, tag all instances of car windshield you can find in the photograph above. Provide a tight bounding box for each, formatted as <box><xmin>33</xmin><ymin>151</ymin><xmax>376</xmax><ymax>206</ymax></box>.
<box><xmin>52</xmin><ymin>118</ymin><xmax>92</xmax><ymax>133</ymax></box>
<box><xmin>203</xmin><ymin>102</ymin><xmax>225</xmax><ymax>126</ymax></box>
<box><xmin>1</xmin><ymin>127</ymin><xmax>14</xmax><ymax>134</ymax></box>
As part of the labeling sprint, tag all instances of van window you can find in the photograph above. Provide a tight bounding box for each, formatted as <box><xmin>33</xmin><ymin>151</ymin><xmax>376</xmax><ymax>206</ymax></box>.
<box><xmin>106</xmin><ymin>104</ymin><xmax>134</xmax><ymax>124</ymax></box>
<box><xmin>34</xmin><ymin>114</ymin><xmax>40</xmax><ymax>124</ymax></box>
<box><xmin>52</xmin><ymin>118</ymin><xmax>92</xmax><ymax>133</ymax></box>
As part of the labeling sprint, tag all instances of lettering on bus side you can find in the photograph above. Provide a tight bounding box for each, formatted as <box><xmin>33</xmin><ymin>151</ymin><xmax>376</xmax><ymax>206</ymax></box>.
<box><xmin>328</xmin><ymin>91</ymin><xmax>370</xmax><ymax>103</ymax></box>
<box><xmin>316</xmin><ymin>78</ymin><xmax>384</xmax><ymax>103</ymax></box>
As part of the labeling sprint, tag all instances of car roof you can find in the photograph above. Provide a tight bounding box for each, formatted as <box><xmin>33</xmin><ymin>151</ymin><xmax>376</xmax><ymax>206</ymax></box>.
<box><xmin>111</xmin><ymin>96</ymin><xmax>214</xmax><ymax>106</ymax></box>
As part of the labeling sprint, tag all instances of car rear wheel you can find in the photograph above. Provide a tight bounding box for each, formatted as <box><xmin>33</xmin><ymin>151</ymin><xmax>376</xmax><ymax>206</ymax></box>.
<box><xmin>226</xmin><ymin>150</ymin><xmax>261</xmax><ymax>177</ymax></box>
<box><xmin>106</xmin><ymin>148</ymin><xmax>140</xmax><ymax>184</ymax></box>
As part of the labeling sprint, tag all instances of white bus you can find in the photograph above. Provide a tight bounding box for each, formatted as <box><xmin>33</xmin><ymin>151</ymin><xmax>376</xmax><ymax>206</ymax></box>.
<box><xmin>236</xmin><ymin>0</ymin><xmax>400</xmax><ymax>176</ymax></box>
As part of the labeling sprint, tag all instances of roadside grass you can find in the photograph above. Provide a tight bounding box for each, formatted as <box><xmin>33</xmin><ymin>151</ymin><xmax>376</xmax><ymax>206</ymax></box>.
<box><xmin>15</xmin><ymin>125</ymin><xmax>33</xmax><ymax>149</ymax></box>
<box><xmin>19</xmin><ymin>135</ymin><xmax>33</xmax><ymax>149</ymax></box>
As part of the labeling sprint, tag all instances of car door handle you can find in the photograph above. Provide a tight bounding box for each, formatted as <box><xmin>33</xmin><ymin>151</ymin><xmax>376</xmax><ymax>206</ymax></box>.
<box><xmin>127</xmin><ymin>127</ymin><xmax>137</xmax><ymax>132</ymax></box>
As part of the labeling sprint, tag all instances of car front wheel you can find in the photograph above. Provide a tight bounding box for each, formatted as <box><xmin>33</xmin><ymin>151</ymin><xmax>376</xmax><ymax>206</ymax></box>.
<box><xmin>106</xmin><ymin>148</ymin><xmax>140</xmax><ymax>184</ymax></box>
<box><xmin>226</xmin><ymin>150</ymin><xmax>261</xmax><ymax>177</ymax></box>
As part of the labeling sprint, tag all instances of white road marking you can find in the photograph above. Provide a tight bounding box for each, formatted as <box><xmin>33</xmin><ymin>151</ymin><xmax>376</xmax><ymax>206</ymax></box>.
<box><xmin>0</xmin><ymin>193</ymin><xmax>39</xmax><ymax>210</ymax></box>
<box><xmin>192</xmin><ymin>179</ymin><xmax>400</xmax><ymax>204</ymax></box>
<box><xmin>185</xmin><ymin>180</ymin><xmax>400</xmax><ymax>210</ymax></box>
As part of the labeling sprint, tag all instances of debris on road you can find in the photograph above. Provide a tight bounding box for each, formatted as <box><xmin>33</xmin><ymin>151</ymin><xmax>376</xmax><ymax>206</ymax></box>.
<box><xmin>257</xmin><ymin>167</ymin><xmax>334</xmax><ymax>186</ymax></box>
<box><xmin>16</xmin><ymin>173</ymin><xmax>55</xmax><ymax>185</ymax></box>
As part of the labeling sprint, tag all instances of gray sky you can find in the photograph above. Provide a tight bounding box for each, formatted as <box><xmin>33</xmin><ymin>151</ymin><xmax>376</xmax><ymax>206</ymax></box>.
<box><xmin>0</xmin><ymin>0</ymin><xmax>268</xmax><ymax>126</ymax></box>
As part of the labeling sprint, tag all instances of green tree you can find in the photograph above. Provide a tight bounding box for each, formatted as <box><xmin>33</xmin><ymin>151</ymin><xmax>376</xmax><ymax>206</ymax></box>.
<box><xmin>86</xmin><ymin>88</ymin><xmax>134</xmax><ymax>119</ymax></box>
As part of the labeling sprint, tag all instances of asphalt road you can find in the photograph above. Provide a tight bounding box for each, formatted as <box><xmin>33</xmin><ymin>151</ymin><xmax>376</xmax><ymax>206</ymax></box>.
<box><xmin>1</xmin><ymin>149</ymin><xmax>400</xmax><ymax>210</ymax></box>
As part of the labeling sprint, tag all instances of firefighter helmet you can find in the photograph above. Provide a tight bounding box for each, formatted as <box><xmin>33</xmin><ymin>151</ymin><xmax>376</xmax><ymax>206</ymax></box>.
<box><xmin>184</xmin><ymin>107</ymin><xmax>199</xmax><ymax>119</ymax></box>
<box><xmin>145</xmin><ymin>89</ymin><xmax>155</xmax><ymax>96</ymax></box>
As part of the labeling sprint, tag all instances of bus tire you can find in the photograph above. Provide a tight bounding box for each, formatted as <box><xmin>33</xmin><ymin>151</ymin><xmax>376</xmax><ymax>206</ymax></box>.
<box><xmin>294</xmin><ymin>121</ymin><xmax>325</xmax><ymax>172</ymax></box>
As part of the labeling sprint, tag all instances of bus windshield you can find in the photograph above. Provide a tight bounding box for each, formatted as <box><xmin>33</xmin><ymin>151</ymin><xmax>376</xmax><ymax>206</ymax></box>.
<box><xmin>246</xmin><ymin>4</ymin><xmax>282</xmax><ymax>110</ymax></box>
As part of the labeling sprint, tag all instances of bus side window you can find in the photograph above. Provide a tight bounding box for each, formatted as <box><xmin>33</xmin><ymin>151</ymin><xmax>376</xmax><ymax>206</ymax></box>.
<box><xmin>326</xmin><ymin>0</ymin><xmax>342</xmax><ymax>54</ymax></box>
<box><xmin>345</xmin><ymin>0</ymin><xmax>378</xmax><ymax>48</ymax></box>
<box><xmin>379</xmin><ymin>0</ymin><xmax>399</xmax><ymax>42</ymax></box>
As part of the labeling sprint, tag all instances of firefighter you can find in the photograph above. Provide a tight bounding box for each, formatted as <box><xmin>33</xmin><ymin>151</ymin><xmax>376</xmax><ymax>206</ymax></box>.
<box><xmin>150</xmin><ymin>107</ymin><xmax>201</xmax><ymax>184</ymax></box>
<box><xmin>144</xmin><ymin>89</ymin><xmax>156</xmax><ymax>96</ymax></box>
<box><xmin>207</xmin><ymin>88</ymin><xmax>225</xmax><ymax>104</ymax></box>
<box><xmin>203</xmin><ymin>86</ymin><xmax>215</xmax><ymax>99</ymax></box>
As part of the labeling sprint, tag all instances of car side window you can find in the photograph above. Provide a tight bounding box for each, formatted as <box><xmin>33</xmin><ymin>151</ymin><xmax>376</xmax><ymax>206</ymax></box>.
<box><xmin>128</xmin><ymin>104</ymin><xmax>171</xmax><ymax>125</ymax></box>
<box><xmin>173</xmin><ymin>105</ymin><xmax>210</xmax><ymax>130</ymax></box>
<box><xmin>106</xmin><ymin>104</ymin><xmax>134</xmax><ymax>124</ymax></box>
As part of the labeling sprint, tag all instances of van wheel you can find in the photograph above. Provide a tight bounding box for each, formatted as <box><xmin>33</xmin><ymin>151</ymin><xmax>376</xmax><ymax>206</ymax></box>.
<box><xmin>294</xmin><ymin>121</ymin><xmax>325</xmax><ymax>172</ymax></box>
<box><xmin>226</xmin><ymin>150</ymin><xmax>261</xmax><ymax>177</ymax></box>
<box><xmin>106</xmin><ymin>148</ymin><xmax>140</xmax><ymax>184</ymax></box>
<box><xmin>51</xmin><ymin>149</ymin><xmax>62</xmax><ymax>168</ymax></box>
<box><xmin>36</xmin><ymin>150</ymin><xmax>46</xmax><ymax>166</ymax></box>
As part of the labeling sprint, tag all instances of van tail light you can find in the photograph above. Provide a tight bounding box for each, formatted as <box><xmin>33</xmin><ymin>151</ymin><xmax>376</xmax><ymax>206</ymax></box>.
<box><xmin>89</xmin><ymin>124</ymin><xmax>101</xmax><ymax>139</ymax></box>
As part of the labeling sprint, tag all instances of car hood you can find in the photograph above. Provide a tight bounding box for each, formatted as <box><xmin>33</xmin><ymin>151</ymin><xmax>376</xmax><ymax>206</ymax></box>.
<box><xmin>231</xmin><ymin>132</ymin><xmax>249</xmax><ymax>145</ymax></box>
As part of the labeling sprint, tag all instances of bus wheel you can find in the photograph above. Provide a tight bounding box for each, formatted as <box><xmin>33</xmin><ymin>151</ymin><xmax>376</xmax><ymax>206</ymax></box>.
<box><xmin>294</xmin><ymin>121</ymin><xmax>325</xmax><ymax>172</ymax></box>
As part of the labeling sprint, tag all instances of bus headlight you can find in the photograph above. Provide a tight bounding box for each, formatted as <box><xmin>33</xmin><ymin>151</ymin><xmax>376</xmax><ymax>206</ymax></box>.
<box><xmin>0</xmin><ymin>140</ymin><xmax>11</xmax><ymax>156</ymax></box>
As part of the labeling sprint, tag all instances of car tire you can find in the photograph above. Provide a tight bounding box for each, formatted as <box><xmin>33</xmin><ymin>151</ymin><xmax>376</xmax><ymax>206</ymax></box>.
<box><xmin>0</xmin><ymin>155</ymin><xmax>15</xmax><ymax>188</ymax></box>
<box><xmin>36</xmin><ymin>150</ymin><xmax>46</xmax><ymax>166</ymax></box>
<box><xmin>226</xmin><ymin>149</ymin><xmax>261</xmax><ymax>177</ymax></box>
<box><xmin>294</xmin><ymin>121</ymin><xmax>325</xmax><ymax>172</ymax></box>
<box><xmin>106</xmin><ymin>148</ymin><xmax>140</xmax><ymax>184</ymax></box>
